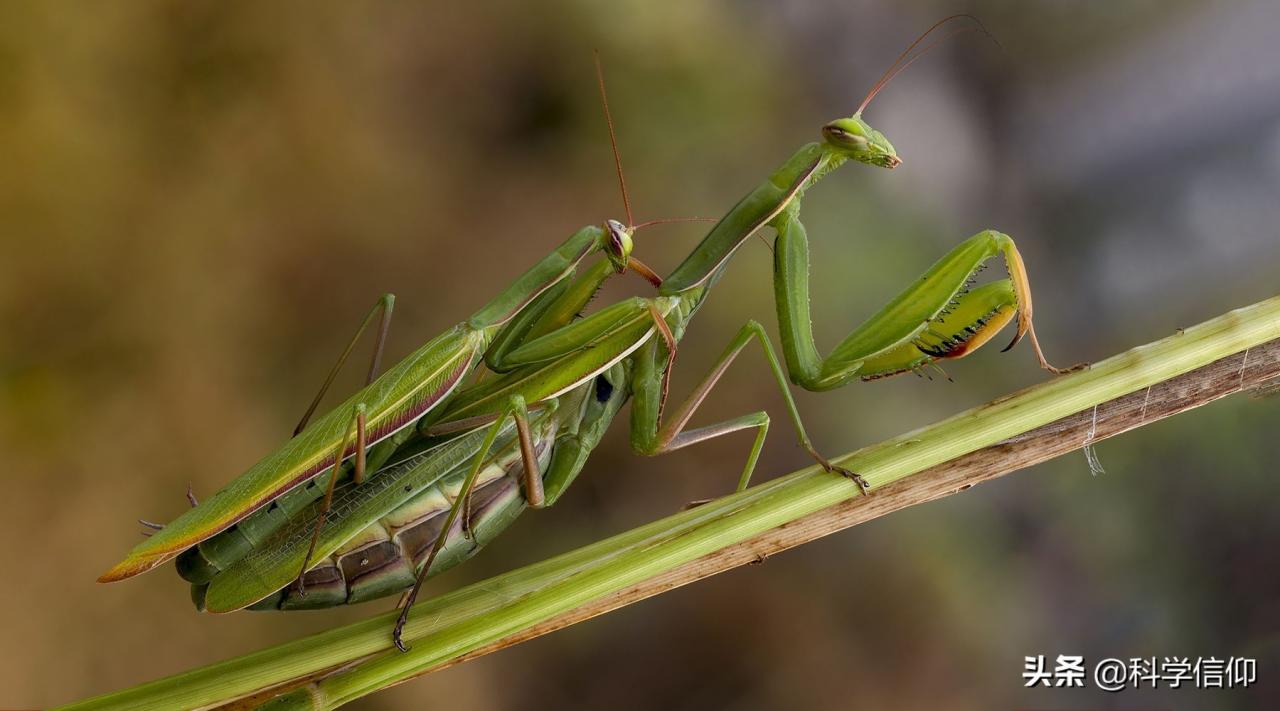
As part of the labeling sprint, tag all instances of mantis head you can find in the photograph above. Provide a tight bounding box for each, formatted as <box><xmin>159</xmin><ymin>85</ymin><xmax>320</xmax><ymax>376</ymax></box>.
<box><xmin>822</xmin><ymin>116</ymin><xmax>900</xmax><ymax>169</ymax></box>
<box><xmin>605</xmin><ymin>218</ymin><xmax>665</xmax><ymax>287</ymax></box>
<box><xmin>826</xmin><ymin>14</ymin><xmax>994</xmax><ymax>171</ymax></box>
<box><xmin>604</xmin><ymin>218</ymin><xmax>635</xmax><ymax>273</ymax></box>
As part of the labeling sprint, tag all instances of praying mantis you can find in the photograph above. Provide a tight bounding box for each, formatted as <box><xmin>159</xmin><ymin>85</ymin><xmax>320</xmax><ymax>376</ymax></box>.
<box><xmin>99</xmin><ymin>16</ymin><xmax>1081</xmax><ymax>651</ymax></box>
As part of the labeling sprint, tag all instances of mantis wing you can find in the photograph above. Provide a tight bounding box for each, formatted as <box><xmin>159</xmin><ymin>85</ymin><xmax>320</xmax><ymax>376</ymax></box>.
<box><xmin>99</xmin><ymin>325</ymin><xmax>487</xmax><ymax>582</ymax></box>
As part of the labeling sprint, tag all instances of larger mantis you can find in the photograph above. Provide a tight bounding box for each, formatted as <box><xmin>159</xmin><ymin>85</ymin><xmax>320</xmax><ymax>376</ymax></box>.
<box><xmin>101</xmin><ymin>17</ymin><xmax>1080</xmax><ymax>652</ymax></box>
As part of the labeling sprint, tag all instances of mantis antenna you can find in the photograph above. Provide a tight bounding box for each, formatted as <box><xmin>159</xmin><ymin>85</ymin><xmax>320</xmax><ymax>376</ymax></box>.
<box><xmin>856</xmin><ymin>14</ymin><xmax>998</xmax><ymax>116</ymax></box>
<box><xmin>593</xmin><ymin>50</ymin><xmax>633</xmax><ymax>228</ymax></box>
<box><xmin>592</xmin><ymin>52</ymin><xmax>721</xmax><ymax>276</ymax></box>
<box><xmin>632</xmin><ymin>216</ymin><xmax>718</xmax><ymax>230</ymax></box>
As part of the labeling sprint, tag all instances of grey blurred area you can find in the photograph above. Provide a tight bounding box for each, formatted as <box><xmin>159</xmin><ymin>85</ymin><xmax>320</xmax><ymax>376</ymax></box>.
<box><xmin>0</xmin><ymin>2</ymin><xmax>1277</xmax><ymax>709</ymax></box>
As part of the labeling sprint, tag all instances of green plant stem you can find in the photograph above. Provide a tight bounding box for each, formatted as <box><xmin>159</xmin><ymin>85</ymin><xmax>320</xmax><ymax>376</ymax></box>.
<box><xmin>59</xmin><ymin>295</ymin><xmax>1280</xmax><ymax>711</ymax></box>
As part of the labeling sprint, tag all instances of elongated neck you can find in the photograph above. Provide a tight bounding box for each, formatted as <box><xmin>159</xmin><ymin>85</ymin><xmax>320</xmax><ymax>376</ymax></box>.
<box><xmin>659</xmin><ymin>142</ymin><xmax>841</xmax><ymax>296</ymax></box>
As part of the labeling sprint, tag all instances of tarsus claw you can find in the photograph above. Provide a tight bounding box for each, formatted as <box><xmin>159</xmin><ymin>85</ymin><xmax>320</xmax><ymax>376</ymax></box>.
<box><xmin>829</xmin><ymin>464</ymin><xmax>870</xmax><ymax>494</ymax></box>
<box><xmin>393</xmin><ymin>609</ymin><xmax>411</xmax><ymax>652</ymax></box>
<box><xmin>810</xmin><ymin>451</ymin><xmax>871</xmax><ymax>495</ymax></box>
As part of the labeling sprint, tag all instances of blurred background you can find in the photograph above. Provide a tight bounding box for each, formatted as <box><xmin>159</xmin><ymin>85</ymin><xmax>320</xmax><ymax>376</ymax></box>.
<box><xmin>2</xmin><ymin>1</ymin><xmax>1278</xmax><ymax>709</ymax></box>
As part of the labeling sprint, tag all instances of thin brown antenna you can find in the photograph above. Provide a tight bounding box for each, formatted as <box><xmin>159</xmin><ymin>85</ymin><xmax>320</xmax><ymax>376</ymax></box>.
<box><xmin>856</xmin><ymin>14</ymin><xmax>990</xmax><ymax>115</ymax></box>
<box><xmin>859</xmin><ymin>26</ymin><xmax>989</xmax><ymax>115</ymax></box>
<box><xmin>594</xmin><ymin>50</ymin><xmax>633</xmax><ymax>228</ymax></box>
<box><xmin>631</xmin><ymin>216</ymin><xmax>719</xmax><ymax>230</ymax></box>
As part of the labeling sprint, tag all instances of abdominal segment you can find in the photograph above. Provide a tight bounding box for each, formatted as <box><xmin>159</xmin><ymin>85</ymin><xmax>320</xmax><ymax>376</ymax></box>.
<box><xmin>189</xmin><ymin>417</ymin><xmax>557</xmax><ymax>612</ymax></box>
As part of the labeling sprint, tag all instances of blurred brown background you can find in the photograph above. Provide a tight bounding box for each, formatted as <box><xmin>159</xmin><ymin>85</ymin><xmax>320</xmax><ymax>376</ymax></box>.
<box><xmin>2</xmin><ymin>1</ymin><xmax>1278</xmax><ymax>709</ymax></box>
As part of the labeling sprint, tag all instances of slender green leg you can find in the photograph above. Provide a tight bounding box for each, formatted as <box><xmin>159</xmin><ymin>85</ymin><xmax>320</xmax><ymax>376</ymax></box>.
<box><xmin>486</xmin><ymin>259</ymin><xmax>616</xmax><ymax>372</ymax></box>
<box><xmin>393</xmin><ymin>396</ymin><xmax>535</xmax><ymax>652</ymax></box>
<box><xmin>137</xmin><ymin>484</ymin><xmax>199</xmax><ymax>536</ymax></box>
<box><xmin>773</xmin><ymin>215</ymin><xmax>1084</xmax><ymax>391</ymax></box>
<box><xmin>222</xmin><ymin>292</ymin><xmax>393</xmax><ymax>586</ymax></box>
<box><xmin>294</xmin><ymin>403</ymin><xmax>367</xmax><ymax>596</ymax></box>
<box><xmin>631</xmin><ymin>317</ymin><xmax>869</xmax><ymax>493</ymax></box>
<box><xmin>289</xmin><ymin>292</ymin><xmax>394</xmax><ymax>563</ymax></box>
<box><xmin>294</xmin><ymin>293</ymin><xmax>396</xmax><ymax>435</ymax></box>
<box><xmin>645</xmin><ymin>303</ymin><xmax>678</xmax><ymax>416</ymax></box>
<box><xmin>484</xmin><ymin>280</ymin><xmax>574</xmax><ymax>373</ymax></box>
<box><xmin>512</xmin><ymin>403</ymin><xmax>543</xmax><ymax>509</ymax></box>
<box><xmin>461</xmin><ymin>396</ymin><xmax>538</xmax><ymax>538</ymax></box>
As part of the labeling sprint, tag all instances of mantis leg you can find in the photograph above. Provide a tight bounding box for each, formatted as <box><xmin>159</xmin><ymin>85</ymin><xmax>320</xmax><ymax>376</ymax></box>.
<box><xmin>630</xmin><ymin>317</ymin><xmax>869</xmax><ymax>493</ymax></box>
<box><xmin>294</xmin><ymin>403</ymin><xmax>368</xmax><ymax>596</ymax></box>
<box><xmin>393</xmin><ymin>395</ymin><xmax>538</xmax><ymax>652</ymax></box>
<box><xmin>294</xmin><ymin>293</ymin><xmax>396</xmax><ymax>435</ymax></box>
<box><xmin>511</xmin><ymin>403</ymin><xmax>543</xmax><ymax>509</ymax></box>
<box><xmin>137</xmin><ymin>484</ymin><xmax>200</xmax><ymax>536</ymax></box>
<box><xmin>773</xmin><ymin>215</ymin><xmax>1085</xmax><ymax>391</ymax></box>
<box><xmin>485</xmin><ymin>260</ymin><xmax>617</xmax><ymax>372</ymax></box>
<box><xmin>460</xmin><ymin>396</ymin><xmax>539</xmax><ymax>537</ymax></box>
<box><xmin>290</xmin><ymin>290</ymin><xmax>440</xmax><ymax>484</ymax></box>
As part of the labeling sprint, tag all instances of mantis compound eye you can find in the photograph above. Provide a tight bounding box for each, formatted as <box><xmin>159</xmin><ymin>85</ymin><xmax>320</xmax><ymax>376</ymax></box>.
<box><xmin>822</xmin><ymin>122</ymin><xmax>869</xmax><ymax>149</ymax></box>
<box><xmin>604</xmin><ymin>218</ymin><xmax>633</xmax><ymax>272</ymax></box>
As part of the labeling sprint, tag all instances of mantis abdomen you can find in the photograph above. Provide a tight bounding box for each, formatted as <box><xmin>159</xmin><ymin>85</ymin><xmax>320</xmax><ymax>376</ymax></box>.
<box><xmin>189</xmin><ymin>409</ymin><xmax>562</xmax><ymax>613</ymax></box>
<box><xmin>184</xmin><ymin>361</ymin><xmax>633</xmax><ymax>613</ymax></box>
<box><xmin>226</xmin><ymin>434</ymin><xmax>554</xmax><ymax>612</ymax></box>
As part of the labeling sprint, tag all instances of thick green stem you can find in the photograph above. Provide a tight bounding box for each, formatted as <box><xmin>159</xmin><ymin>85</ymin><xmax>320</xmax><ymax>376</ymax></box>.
<box><xmin>60</xmin><ymin>296</ymin><xmax>1280</xmax><ymax>711</ymax></box>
